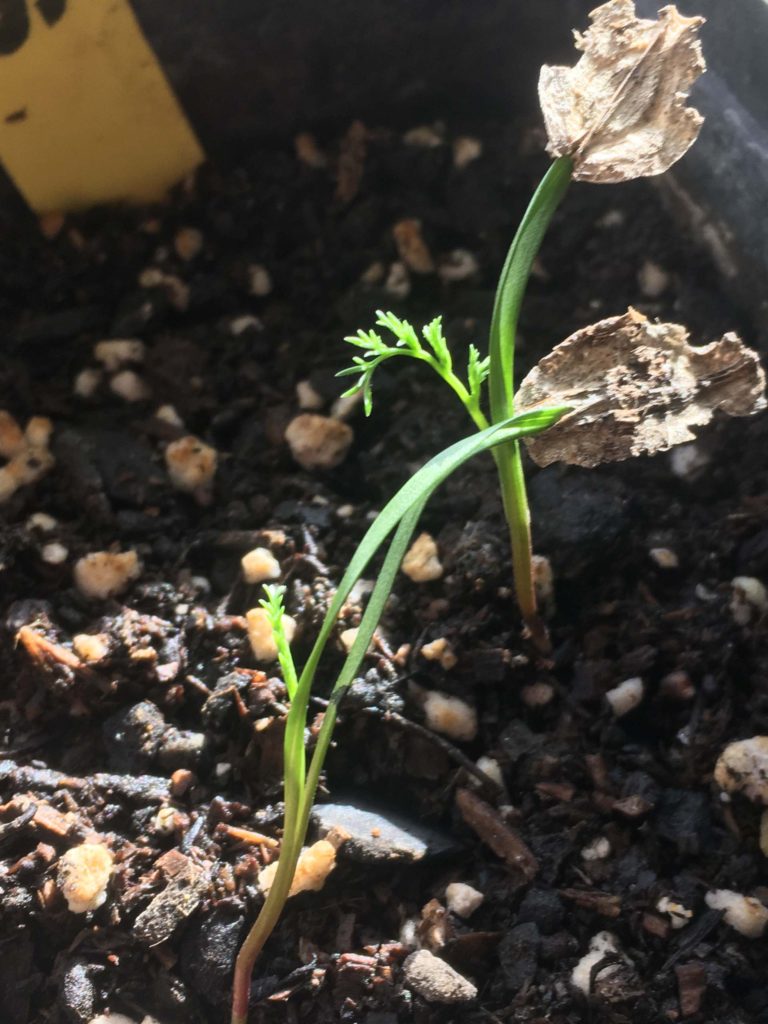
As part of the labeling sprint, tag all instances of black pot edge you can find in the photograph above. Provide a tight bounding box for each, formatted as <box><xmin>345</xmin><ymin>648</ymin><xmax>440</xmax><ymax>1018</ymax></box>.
<box><xmin>637</xmin><ymin>0</ymin><xmax>768</xmax><ymax>340</ymax></box>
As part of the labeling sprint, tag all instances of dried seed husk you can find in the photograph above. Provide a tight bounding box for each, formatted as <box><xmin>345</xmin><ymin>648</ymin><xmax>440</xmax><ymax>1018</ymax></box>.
<box><xmin>517</xmin><ymin>308</ymin><xmax>766</xmax><ymax>468</ymax></box>
<box><xmin>538</xmin><ymin>0</ymin><xmax>705</xmax><ymax>183</ymax></box>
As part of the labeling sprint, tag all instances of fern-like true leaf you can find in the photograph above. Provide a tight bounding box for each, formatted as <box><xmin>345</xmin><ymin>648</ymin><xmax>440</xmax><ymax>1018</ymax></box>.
<box><xmin>375</xmin><ymin>310</ymin><xmax>421</xmax><ymax>352</ymax></box>
<box><xmin>467</xmin><ymin>344</ymin><xmax>491</xmax><ymax>401</ymax></box>
<box><xmin>259</xmin><ymin>584</ymin><xmax>298</xmax><ymax>699</ymax></box>
<box><xmin>422</xmin><ymin>316</ymin><xmax>452</xmax><ymax>372</ymax></box>
<box><xmin>344</xmin><ymin>328</ymin><xmax>386</xmax><ymax>352</ymax></box>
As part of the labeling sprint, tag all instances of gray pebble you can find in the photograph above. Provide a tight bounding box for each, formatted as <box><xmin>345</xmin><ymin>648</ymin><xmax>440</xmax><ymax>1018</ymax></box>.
<box><xmin>156</xmin><ymin>729</ymin><xmax>206</xmax><ymax>772</ymax></box>
<box><xmin>403</xmin><ymin>950</ymin><xmax>477</xmax><ymax>1004</ymax></box>
<box><xmin>103</xmin><ymin>701</ymin><xmax>166</xmax><ymax>771</ymax></box>
<box><xmin>59</xmin><ymin>959</ymin><xmax>99</xmax><ymax>1024</ymax></box>
<box><xmin>310</xmin><ymin>803</ymin><xmax>457</xmax><ymax>863</ymax></box>
<box><xmin>104</xmin><ymin>702</ymin><xmax>206</xmax><ymax>773</ymax></box>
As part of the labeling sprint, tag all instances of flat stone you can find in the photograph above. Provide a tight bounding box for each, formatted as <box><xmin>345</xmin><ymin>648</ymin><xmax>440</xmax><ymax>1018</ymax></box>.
<box><xmin>517</xmin><ymin>888</ymin><xmax>565</xmax><ymax>935</ymax></box>
<box><xmin>156</xmin><ymin>729</ymin><xmax>206</xmax><ymax>772</ymax></box>
<box><xmin>310</xmin><ymin>802</ymin><xmax>456</xmax><ymax>863</ymax></box>
<box><xmin>103</xmin><ymin>702</ymin><xmax>206</xmax><ymax>774</ymax></box>
<box><xmin>89</xmin><ymin>773</ymin><xmax>170</xmax><ymax>805</ymax></box>
<box><xmin>54</xmin><ymin>428</ymin><xmax>166</xmax><ymax>510</ymax></box>
<box><xmin>498</xmin><ymin>720</ymin><xmax>544</xmax><ymax>762</ymax></box>
<box><xmin>403</xmin><ymin>949</ymin><xmax>477</xmax><ymax>1004</ymax></box>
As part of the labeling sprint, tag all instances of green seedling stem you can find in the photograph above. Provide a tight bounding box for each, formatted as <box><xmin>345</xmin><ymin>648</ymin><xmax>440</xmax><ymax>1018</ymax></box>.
<box><xmin>339</xmin><ymin>155</ymin><xmax>573</xmax><ymax>652</ymax></box>
<box><xmin>488</xmin><ymin>155</ymin><xmax>573</xmax><ymax>651</ymax></box>
<box><xmin>231</xmin><ymin>406</ymin><xmax>568</xmax><ymax>1024</ymax></box>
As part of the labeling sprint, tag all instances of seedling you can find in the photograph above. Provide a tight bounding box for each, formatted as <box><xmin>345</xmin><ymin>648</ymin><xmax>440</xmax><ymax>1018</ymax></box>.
<box><xmin>232</xmin><ymin>2</ymin><xmax>766</xmax><ymax>1018</ymax></box>
<box><xmin>339</xmin><ymin>154</ymin><xmax>574</xmax><ymax>651</ymax></box>
<box><xmin>230</xmin><ymin>407</ymin><xmax>567</xmax><ymax>1023</ymax></box>
<box><xmin>338</xmin><ymin>0</ymin><xmax>766</xmax><ymax>652</ymax></box>
<box><xmin>338</xmin><ymin>159</ymin><xmax>572</xmax><ymax>651</ymax></box>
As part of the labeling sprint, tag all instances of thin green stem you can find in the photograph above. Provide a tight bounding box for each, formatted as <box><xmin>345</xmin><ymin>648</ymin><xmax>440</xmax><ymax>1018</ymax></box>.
<box><xmin>362</xmin><ymin>348</ymin><xmax>490</xmax><ymax>432</ymax></box>
<box><xmin>229</xmin><ymin>410</ymin><xmax>569</xmax><ymax>1023</ymax></box>
<box><xmin>424</xmin><ymin>356</ymin><xmax>490</xmax><ymax>432</ymax></box>
<box><xmin>488</xmin><ymin>156</ymin><xmax>573</xmax><ymax>649</ymax></box>
<box><xmin>284</xmin><ymin>502</ymin><xmax>428</xmax><ymax>928</ymax></box>
<box><xmin>494</xmin><ymin>445</ymin><xmax>548</xmax><ymax>649</ymax></box>
<box><xmin>230</xmin><ymin>821</ymin><xmax>302</xmax><ymax>1024</ymax></box>
<box><xmin>299</xmin><ymin>498</ymin><xmax>428</xmax><ymax>820</ymax></box>
<box><xmin>232</xmin><ymin>591</ymin><xmax>303</xmax><ymax>1024</ymax></box>
<box><xmin>230</xmin><ymin>501</ymin><xmax>426</xmax><ymax>1024</ymax></box>
<box><xmin>231</xmin><ymin>658</ymin><xmax>305</xmax><ymax>1024</ymax></box>
<box><xmin>231</xmin><ymin>159</ymin><xmax>576</xmax><ymax>1015</ymax></box>
<box><xmin>488</xmin><ymin>157</ymin><xmax>573</xmax><ymax>420</ymax></box>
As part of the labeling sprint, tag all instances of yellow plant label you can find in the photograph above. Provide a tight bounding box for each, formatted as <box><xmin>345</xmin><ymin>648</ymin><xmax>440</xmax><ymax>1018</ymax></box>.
<box><xmin>0</xmin><ymin>0</ymin><xmax>204</xmax><ymax>213</ymax></box>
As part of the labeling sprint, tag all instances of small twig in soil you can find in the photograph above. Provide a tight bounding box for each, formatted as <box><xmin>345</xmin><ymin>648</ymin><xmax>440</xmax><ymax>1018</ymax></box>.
<box><xmin>218</xmin><ymin>824</ymin><xmax>279</xmax><ymax>849</ymax></box>
<box><xmin>15</xmin><ymin>626</ymin><xmax>90</xmax><ymax>674</ymax></box>
<box><xmin>359</xmin><ymin>706</ymin><xmax>505</xmax><ymax>799</ymax></box>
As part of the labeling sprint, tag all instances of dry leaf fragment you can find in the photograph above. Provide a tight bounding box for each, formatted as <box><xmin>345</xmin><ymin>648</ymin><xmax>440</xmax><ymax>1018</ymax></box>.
<box><xmin>517</xmin><ymin>309</ymin><xmax>766</xmax><ymax>468</ymax></box>
<box><xmin>538</xmin><ymin>0</ymin><xmax>705</xmax><ymax>182</ymax></box>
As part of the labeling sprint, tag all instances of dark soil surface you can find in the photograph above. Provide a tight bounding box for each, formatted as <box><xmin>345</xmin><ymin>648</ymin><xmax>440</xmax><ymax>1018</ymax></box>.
<box><xmin>1</xmin><ymin>116</ymin><xmax>768</xmax><ymax>1024</ymax></box>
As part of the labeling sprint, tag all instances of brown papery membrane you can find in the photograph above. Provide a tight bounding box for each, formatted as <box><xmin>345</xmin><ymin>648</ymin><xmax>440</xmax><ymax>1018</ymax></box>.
<box><xmin>538</xmin><ymin>0</ymin><xmax>706</xmax><ymax>183</ymax></box>
<box><xmin>516</xmin><ymin>308</ymin><xmax>767</xmax><ymax>468</ymax></box>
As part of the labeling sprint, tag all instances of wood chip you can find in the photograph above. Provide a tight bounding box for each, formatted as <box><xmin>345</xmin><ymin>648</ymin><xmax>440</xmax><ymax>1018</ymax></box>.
<box><xmin>675</xmin><ymin>961</ymin><xmax>707</xmax><ymax>1018</ymax></box>
<box><xmin>535</xmin><ymin>781</ymin><xmax>575</xmax><ymax>802</ymax></box>
<box><xmin>155</xmin><ymin>848</ymin><xmax>195</xmax><ymax>879</ymax></box>
<box><xmin>455</xmin><ymin>788</ymin><xmax>538</xmax><ymax>884</ymax></box>
<box><xmin>219</xmin><ymin>824</ymin><xmax>279</xmax><ymax>849</ymax></box>
<box><xmin>392</xmin><ymin>219</ymin><xmax>435</xmax><ymax>274</ymax></box>
<box><xmin>133</xmin><ymin>851</ymin><xmax>209</xmax><ymax>946</ymax></box>
<box><xmin>612</xmin><ymin>794</ymin><xmax>653</xmax><ymax>819</ymax></box>
<box><xmin>16</xmin><ymin>626</ymin><xmax>86</xmax><ymax>672</ymax></box>
<box><xmin>642</xmin><ymin>911</ymin><xmax>671</xmax><ymax>939</ymax></box>
<box><xmin>560</xmin><ymin>888</ymin><xmax>622</xmax><ymax>917</ymax></box>
<box><xmin>31</xmin><ymin>801</ymin><xmax>76</xmax><ymax>838</ymax></box>
<box><xmin>336</xmin><ymin>121</ymin><xmax>367</xmax><ymax>204</ymax></box>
